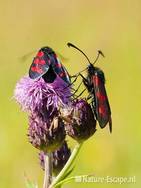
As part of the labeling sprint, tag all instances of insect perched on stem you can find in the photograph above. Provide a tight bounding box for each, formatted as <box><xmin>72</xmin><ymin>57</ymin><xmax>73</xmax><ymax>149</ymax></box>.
<box><xmin>67</xmin><ymin>43</ymin><xmax>112</xmax><ymax>132</ymax></box>
<box><xmin>29</xmin><ymin>46</ymin><xmax>70</xmax><ymax>84</ymax></box>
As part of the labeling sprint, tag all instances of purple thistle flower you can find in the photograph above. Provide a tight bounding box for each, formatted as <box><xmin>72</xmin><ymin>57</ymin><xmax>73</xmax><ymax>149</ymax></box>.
<box><xmin>14</xmin><ymin>75</ymin><xmax>71</xmax><ymax>120</ymax></box>
<box><xmin>28</xmin><ymin>113</ymin><xmax>65</xmax><ymax>152</ymax></box>
<box><xmin>39</xmin><ymin>141</ymin><xmax>71</xmax><ymax>175</ymax></box>
<box><xmin>61</xmin><ymin>99</ymin><xmax>96</xmax><ymax>142</ymax></box>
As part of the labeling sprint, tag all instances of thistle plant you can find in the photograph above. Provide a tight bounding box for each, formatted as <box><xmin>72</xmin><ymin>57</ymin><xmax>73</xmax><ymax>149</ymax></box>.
<box><xmin>14</xmin><ymin>73</ymin><xmax>96</xmax><ymax>187</ymax></box>
<box><xmin>14</xmin><ymin>44</ymin><xmax>111</xmax><ymax>188</ymax></box>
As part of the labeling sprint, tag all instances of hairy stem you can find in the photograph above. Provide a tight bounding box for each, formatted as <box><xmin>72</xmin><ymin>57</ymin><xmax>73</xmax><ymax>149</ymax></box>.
<box><xmin>49</xmin><ymin>142</ymin><xmax>83</xmax><ymax>188</ymax></box>
<box><xmin>43</xmin><ymin>153</ymin><xmax>52</xmax><ymax>188</ymax></box>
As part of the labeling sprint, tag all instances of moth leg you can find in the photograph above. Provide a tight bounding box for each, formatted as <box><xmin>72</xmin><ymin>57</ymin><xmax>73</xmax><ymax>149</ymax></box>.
<box><xmin>67</xmin><ymin>82</ymin><xmax>85</xmax><ymax>99</ymax></box>
<box><xmin>86</xmin><ymin>94</ymin><xmax>92</xmax><ymax>101</ymax></box>
<box><xmin>65</xmin><ymin>73</ymin><xmax>88</xmax><ymax>99</ymax></box>
<box><xmin>72</xmin><ymin>88</ymin><xmax>87</xmax><ymax>100</ymax></box>
<box><xmin>71</xmin><ymin>73</ymin><xmax>88</xmax><ymax>99</ymax></box>
<box><xmin>71</xmin><ymin>81</ymin><xmax>83</xmax><ymax>96</ymax></box>
<box><xmin>79</xmin><ymin>73</ymin><xmax>90</xmax><ymax>88</ymax></box>
<box><xmin>63</xmin><ymin>73</ymin><xmax>80</xmax><ymax>91</ymax></box>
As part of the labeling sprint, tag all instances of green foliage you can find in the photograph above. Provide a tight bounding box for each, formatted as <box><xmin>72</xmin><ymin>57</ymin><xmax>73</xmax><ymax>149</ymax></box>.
<box><xmin>24</xmin><ymin>176</ymin><xmax>38</xmax><ymax>188</ymax></box>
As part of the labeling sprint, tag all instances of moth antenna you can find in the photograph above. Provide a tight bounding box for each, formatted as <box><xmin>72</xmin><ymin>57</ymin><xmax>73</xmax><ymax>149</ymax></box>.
<box><xmin>93</xmin><ymin>50</ymin><xmax>105</xmax><ymax>65</ymax></box>
<box><xmin>67</xmin><ymin>42</ymin><xmax>91</xmax><ymax>65</ymax></box>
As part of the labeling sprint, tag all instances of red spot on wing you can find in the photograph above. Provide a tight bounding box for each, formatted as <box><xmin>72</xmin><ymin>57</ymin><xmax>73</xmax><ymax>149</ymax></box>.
<box><xmin>33</xmin><ymin>58</ymin><xmax>46</xmax><ymax>65</ymax></box>
<box><xmin>31</xmin><ymin>66</ymin><xmax>43</xmax><ymax>74</ymax></box>
<box><xmin>96</xmin><ymin>92</ymin><xmax>106</xmax><ymax>101</ymax></box>
<box><xmin>59</xmin><ymin>72</ymin><xmax>65</xmax><ymax>77</ymax></box>
<box><xmin>37</xmin><ymin>51</ymin><xmax>44</xmax><ymax>57</ymax></box>
<box><xmin>33</xmin><ymin>58</ymin><xmax>39</xmax><ymax>64</ymax></box>
<box><xmin>93</xmin><ymin>75</ymin><xmax>100</xmax><ymax>86</ymax></box>
<box><xmin>40</xmin><ymin>60</ymin><xmax>46</xmax><ymax>65</ymax></box>
<box><xmin>99</xmin><ymin>106</ymin><xmax>106</xmax><ymax>116</ymax></box>
<box><xmin>56</xmin><ymin>63</ymin><xmax>62</xmax><ymax>68</ymax></box>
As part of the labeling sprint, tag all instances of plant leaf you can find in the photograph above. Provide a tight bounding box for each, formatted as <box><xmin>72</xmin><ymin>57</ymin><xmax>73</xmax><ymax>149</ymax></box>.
<box><xmin>59</xmin><ymin>166</ymin><xmax>74</xmax><ymax>181</ymax></box>
<box><xmin>54</xmin><ymin>174</ymin><xmax>93</xmax><ymax>188</ymax></box>
<box><xmin>24</xmin><ymin>174</ymin><xmax>38</xmax><ymax>188</ymax></box>
<box><xmin>25</xmin><ymin>180</ymin><xmax>38</xmax><ymax>188</ymax></box>
<box><xmin>54</xmin><ymin>176</ymin><xmax>76</xmax><ymax>187</ymax></box>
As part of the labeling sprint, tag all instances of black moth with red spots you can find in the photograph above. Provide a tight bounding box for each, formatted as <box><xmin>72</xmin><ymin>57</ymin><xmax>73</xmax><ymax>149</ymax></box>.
<box><xmin>29</xmin><ymin>47</ymin><xmax>70</xmax><ymax>84</ymax></box>
<box><xmin>67</xmin><ymin>43</ymin><xmax>112</xmax><ymax>132</ymax></box>
<box><xmin>83</xmin><ymin>64</ymin><xmax>112</xmax><ymax>132</ymax></box>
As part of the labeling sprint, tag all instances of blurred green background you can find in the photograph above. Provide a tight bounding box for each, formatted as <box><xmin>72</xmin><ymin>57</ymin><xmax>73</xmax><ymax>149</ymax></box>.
<box><xmin>0</xmin><ymin>0</ymin><xmax>141</xmax><ymax>187</ymax></box>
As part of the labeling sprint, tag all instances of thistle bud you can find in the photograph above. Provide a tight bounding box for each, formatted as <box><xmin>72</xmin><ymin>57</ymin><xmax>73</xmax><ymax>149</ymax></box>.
<box><xmin>61</xmin><ymin>99</ymin><xmax>96</xmax><ymax>142</ymax></box>
<box><xmin>28</xmin><ymin>113</ymin><xmax>65</xmax><ymax>152</ymax></box>
<box><xmin>39</xmin><ymin>141</ymin><xmax>71</xmax><ymax>175</ymax></box>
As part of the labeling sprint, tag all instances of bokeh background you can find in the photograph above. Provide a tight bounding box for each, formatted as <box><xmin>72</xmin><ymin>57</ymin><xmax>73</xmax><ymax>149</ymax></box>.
<box><xmin>0</xmin><ymin>0</ymin><xmax>141</xmax><ymax>187</ymax></box>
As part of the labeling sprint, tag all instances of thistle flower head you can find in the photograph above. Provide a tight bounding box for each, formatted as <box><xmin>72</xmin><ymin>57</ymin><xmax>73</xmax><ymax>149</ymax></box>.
<box><xmin>28</xmin><ymin>113</ymin><xmax>65</xmax><ymax>152</ymax></box>
<box><xmin>14</xmin><ymin>75</ymin><xmax>71</xmax><ymax>119</ymax></box>
<box><xmin>61</xmin><ymin>99</ymin><xmax>96</xmax><ymax>142</ymax></box>
<box><xmin>39</xmin><ymin>141</ymin><xmax>71</xmax><ymax>175</ymax></box>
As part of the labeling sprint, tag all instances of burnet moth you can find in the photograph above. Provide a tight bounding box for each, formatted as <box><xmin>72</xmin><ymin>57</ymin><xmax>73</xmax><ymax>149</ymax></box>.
<box><xmin>29</xmin><ymin>46</ymin><xmax>70</xmax><ymax>84</ymax></box>
<box><xmin>67</xmin><ymin>43</ymin><xmax>112</xmax><ymax>132</ymax></box>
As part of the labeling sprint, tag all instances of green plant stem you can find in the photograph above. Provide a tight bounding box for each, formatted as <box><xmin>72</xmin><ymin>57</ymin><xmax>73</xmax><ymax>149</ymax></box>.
<box><xmin>49</xmin><ymin>142</ymin><xmax>83</xmax><ymax>188</ymax></box>
<box><xmin>43</xmin><ymin>153</ymin><xmax>52</xmax><ymax>188</ymax></box>
<box><xmin>53</xmin><ymin>176</ymin><xmax>76</xmax><ymax>187</ymax></box>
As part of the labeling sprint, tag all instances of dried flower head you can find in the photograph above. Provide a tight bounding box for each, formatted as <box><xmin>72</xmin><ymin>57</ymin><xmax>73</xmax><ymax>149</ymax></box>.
<box><xmin>61</xmin><ymin>99</ymin><xmax>96</xmax><ymax>142</ymax></box>
<box><xmin>39</xmin><ymin>141</ymin><xmax>71</xmax><ymax>174</ymax></box>
<box><xmin>28</xmin><ymin>113</ymin><xmax>65</xmax><ymax>152</ymax></box>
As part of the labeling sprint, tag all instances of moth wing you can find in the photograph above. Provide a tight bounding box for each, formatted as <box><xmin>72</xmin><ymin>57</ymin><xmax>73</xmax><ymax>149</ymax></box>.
<box><xmin>29</xmin><ymin>52</ymin><xmax>50</xmax><ymax>79</ymax></box>
<box><xmin>52</xmin><ymin>55</ymin><xmax>71</xmax><ymax>84</ymax></box>
<box><xmin>92</xmin><ymin>75</ymin><xmax>112</xmax><ymax>132</ymax></box>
